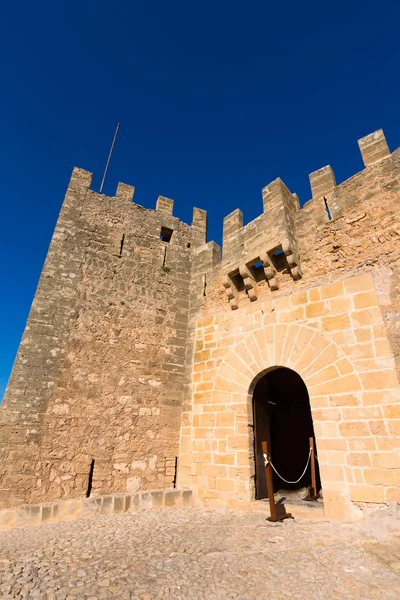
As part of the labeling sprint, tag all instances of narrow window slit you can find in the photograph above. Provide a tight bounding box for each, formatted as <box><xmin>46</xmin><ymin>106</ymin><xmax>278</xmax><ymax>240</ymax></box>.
<box><xmin>86</xmin><ymin>459</ymin><xmax>95</xmax><ymax>497</ymax></box>
<box><xmin>324</xmin><ymin>197</ymin><xmax>332</xmax><ymax>220</ymax></box>
<box><xmin>203</xmin><ymin>274</ymin><xmax>207</xmax><ymax>296</ymax></box>
<box><xmin>119</xmin><ymin>234</ymin><xmax>125</xmax><ymax>257</ymax></box>
<box><xmin>162</xmin><ymin>246</ymin><xmax>167</xmax><ymax>267</ymax></box>
<box><xmin>172</xmin><ymin>457</ymin><xmax>178</xmax><ymax>488</ymax></box>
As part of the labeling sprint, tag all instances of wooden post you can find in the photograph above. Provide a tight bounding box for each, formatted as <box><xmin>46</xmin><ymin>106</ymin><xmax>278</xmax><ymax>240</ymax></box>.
<box><xmin>304</xmin><ymin>436</ymin><xmax>320</xmax><ymax>501</ymax></box>
<box><xmin>262</xmin><ymin>441</ymin><xmax>277</xmax><ymax>521</ymax></box>
<box><xmin>261</xmin><ymin>440</ymin><xmax>293</xmax><ymax>522</ymax></box>
<box><xmin>310</xmin><ymin>437</ymin><xmax>316</xmax><ymax>495</ymax></box>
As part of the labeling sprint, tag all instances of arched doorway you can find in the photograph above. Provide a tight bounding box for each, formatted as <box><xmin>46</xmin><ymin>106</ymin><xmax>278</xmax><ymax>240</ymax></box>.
<box><xmin>253</xmin><ymin>366</ymin><xmax>321</xmax><ymax>500</ymax></box>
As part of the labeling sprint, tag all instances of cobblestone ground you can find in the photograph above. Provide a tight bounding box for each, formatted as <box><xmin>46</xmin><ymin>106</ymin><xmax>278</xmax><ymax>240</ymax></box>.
<box><xmin>1</xmin><ymin>508</ymin><xmax>400</xmax><ymax>600</ymax></box>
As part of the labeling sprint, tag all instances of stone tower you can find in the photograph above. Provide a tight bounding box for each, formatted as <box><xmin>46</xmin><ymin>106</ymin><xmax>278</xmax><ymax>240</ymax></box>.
<box><xmin>0</xmin><ymin>168</ymin><xmax>207</xmax><ymax>508</ymax></box>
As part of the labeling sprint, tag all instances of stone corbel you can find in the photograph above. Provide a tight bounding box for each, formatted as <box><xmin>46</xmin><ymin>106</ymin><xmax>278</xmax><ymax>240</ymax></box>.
<box><xmin>282</xmin><ymin>239</ymin><xmax>302</xmax><ymax>280</ymax></box>
<box><xmin>260</xmin><ymin>253</ymin><xmax>278</xmax><ymax>291</ymax></box>
<box><xmin>222</xmin><ymin>274</ymin><xmax>239</xmax><ymax>310</ymax></box>
<box><xmin>239</xmin><ymin>264</ymin><xmax>258</xmax><ymax>302</ymax></box>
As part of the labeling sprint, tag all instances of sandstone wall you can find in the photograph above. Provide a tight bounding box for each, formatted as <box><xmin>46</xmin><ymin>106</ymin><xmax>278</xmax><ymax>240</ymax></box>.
<box><xmin>2</xmin><ymin>127</ymin><xmax>400</xmax><ymax>521</ymax></box>
<box><xmin>195</xmin><ymin>130</ymin><xmax>400</xmax><ymax>377</ymax></box>
<box><xmin>179</xmin><ymin>129</ymin><xmax>400</xmax><ymax>519</ymax></box>
<box><xmin>0</xmin><ymin>168</ymin><xmax>206</xmax><ymax>509</ymax></box>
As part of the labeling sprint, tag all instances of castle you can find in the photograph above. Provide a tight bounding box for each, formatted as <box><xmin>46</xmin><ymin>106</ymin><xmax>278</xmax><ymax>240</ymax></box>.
<box><xmin>1</xmin><ymin>128</ymin><xmax>400</xmax><ymax>527</ymax></box>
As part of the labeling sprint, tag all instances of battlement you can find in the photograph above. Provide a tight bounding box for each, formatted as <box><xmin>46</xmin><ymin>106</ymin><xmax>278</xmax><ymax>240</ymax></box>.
<box><xmin>219</xmin><ymin>128</ymin><xmax>396</xmax><ymax>309</ymax></box>
<box><xmin>68</xmin><ymin>167</ymin><xmax>208</xmax><ymax>249</ymax></box>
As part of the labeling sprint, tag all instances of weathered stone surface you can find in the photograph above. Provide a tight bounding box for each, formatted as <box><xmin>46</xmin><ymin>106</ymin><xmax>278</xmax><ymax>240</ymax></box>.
<box><xmin>1</xmin><ymin>127</ymin><xmax>400</xmax><ymax>523</ymax></box>
<box><xmin>0</xmin><ymin>509</ymin><xmax>399</xmax><ymax>599</ymax></box>
<box><xmin>0</xmin><ymin>168</ymin><xmax>199</xmax><ymax>508</ymax></box>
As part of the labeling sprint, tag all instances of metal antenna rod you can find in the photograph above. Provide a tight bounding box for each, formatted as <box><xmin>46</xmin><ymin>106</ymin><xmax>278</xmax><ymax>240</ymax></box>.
<box><xmin>99</xmin><ymin>122</ymin><xmax>120</xmax><ymax>193</ymax></box>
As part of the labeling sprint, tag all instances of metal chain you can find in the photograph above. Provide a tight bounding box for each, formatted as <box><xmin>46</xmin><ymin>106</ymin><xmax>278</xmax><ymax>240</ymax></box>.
<box><xmin>263</xmin><ymin>448</ymin><xmax>312</xmax><ymax>485</ymax></box>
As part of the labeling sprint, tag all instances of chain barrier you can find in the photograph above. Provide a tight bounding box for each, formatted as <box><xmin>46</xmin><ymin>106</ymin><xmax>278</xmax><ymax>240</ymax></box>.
<box><xmin>263</xmin><ymin>447</ymin><xmax>312</xmax><ymax>485</ymax></box>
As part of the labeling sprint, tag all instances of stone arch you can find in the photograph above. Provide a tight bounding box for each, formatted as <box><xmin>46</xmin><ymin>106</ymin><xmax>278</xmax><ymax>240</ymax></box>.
<box><xmin>212</xmin><ymin>323</ymin><xmax>360</xmax><ymax>404</ymax></box>
<box><xmin>210</xmin><ymin>323</ymin><xmax>362</xmax><ymax>519</ymax></box>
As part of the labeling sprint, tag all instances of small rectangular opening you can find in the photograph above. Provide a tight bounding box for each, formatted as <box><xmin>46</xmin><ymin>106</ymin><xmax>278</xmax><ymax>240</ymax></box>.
<box><xmin>247</xmin><ymin>258</ymin><xmax>265</xmax><ymax>283</ymax></box>
<box><xmin>230</xmin><ymin>270</ymin><xmax>245</xmax><ymax>292</ymax></box>
<box><xmin>269</xmin><ymin>247</ymin><xmax>287</xmax><ymax>272</ymax></box>
<box><xmin>160</xmin><ymin>226</ymin><xmax>173</xmax><ymax>243</ymax></box>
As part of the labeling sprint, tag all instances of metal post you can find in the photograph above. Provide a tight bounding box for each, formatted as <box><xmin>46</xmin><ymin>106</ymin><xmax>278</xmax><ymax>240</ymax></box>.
<box><xmin>99</xmin><ymin>122</ymin><xmax>120</xmax><ymax>194</ymax></box>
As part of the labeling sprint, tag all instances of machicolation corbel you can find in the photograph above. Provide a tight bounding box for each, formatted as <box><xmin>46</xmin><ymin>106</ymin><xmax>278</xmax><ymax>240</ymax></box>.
<box><xmin>282</xmin><ymin>239</ymin><xmax>302</xmax><ymax>280</ymax></box>
<box><xmin>222</xmin><ymin>274</ymin><xmax>239</xmax><ymax>310</ymax></box>
<box><xmin>258</xmin><ymin>253</ymin><xmax>277</xmax><ymax>291</ymax></box>
<box><xmin>239</xmin><ymin>264</ymin><xmax>258</xmax><ymax>302</ymax></box>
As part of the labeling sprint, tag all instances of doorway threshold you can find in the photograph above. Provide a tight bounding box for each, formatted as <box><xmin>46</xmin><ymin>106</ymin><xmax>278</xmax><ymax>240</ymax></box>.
<box><xmin>251</xmin><ymin>488</ymin><xmax>325</xmax><ymax>520</ymax></box>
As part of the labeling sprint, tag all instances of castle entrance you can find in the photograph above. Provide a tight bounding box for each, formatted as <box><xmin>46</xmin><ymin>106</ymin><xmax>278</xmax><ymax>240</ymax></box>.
<box><xmin>253</xmin><ymin>367</ymin><xmax>321</xmax><ymax>500</ymax></box>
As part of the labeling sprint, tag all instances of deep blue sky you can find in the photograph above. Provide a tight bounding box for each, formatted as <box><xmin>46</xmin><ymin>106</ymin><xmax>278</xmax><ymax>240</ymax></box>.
<box><xmin>1</xmin><ymin>0</ymin><xmax>399</xmax><ymax>399</ymax></box>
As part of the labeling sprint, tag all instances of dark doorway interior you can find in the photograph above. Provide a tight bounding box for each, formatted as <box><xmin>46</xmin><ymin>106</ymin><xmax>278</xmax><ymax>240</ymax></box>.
<box><xmin>253</xmin><ymin>367</ymin><xmax>321</xmax><ymax>500</ymax></box>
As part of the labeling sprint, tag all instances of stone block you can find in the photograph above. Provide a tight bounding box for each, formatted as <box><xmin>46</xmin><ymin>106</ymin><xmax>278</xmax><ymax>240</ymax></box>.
<box><xmin>364</xmin><ymin>469</ymin><xmax>396</xmax><ymax>486</ymax></box>
<box><xmin>347</xmin><ymin>453</ymin><xmax>371</xmax><ymax>467</ymax></box>
<box><xmin>140</xmin><ymin>493</ymin><xmax>153</xmax><ymax>509</ymax></box>
<box><xmin>99</xmin><ymin>496</ymin><xmax>114</xmax><ymax>515</ymax></box>
<box><xmin>216</xmin><ymin>478</ymin><xmax>236</xmax><ymax>491</ymax></box>
<box><xmin>156</xmin><ymin>195</ymin><xmax>174</xmax><ymax>214</ymax></box>
<box><xmin>350</xmin><ymin>485</ymin><xmax>386</xmax><ymax>503</ymax></box>
<box><xmin>309</xmin><ymin>165</ymin><xmax>336</xmax><ymax>199</ymax></box>
<box><xmin>182</xmin><ymin>490</ymin><xmax>193</xmax><ymax>507</ymax></box>
<box><xmin>81</xmin><ymin>498</ymin><xmax>100</xmax><ymax>518</ymax></box>
<box><xmin>353</xmin><ymin>290</ymin><xmax>379</xmax><ymax>309</ymax></box>
<box><xmin>372</xmin><ymin>452</ymin><xmax>400</xmax><ymax>469</ymax></box>
<box><xmin>113</xmin><ymin>496</ymin><xmax>125</xmax><ymax>513</ymax></box>
<box><xmin>339</xmin><ymin>422</ymin><xmax>370</xmax><ymax>437</ymax></box>
<box><xmin>321</xmin><ymin>313</ymin><xmax>351</xmax><ymax>332</ymax></box>
<box><xmin>41</xmin><ymin>505</ymin><xmax>53</xmax><ymax>522</ymax></box>
<box><xmin>358</xmin><ymin>129</ymin><xmax>390</xmax><ymax>167</ymax></box>
<box><xmin>320</xmin><ymin>281</ymin><xmax>344</xmax><ymax>300</ymax></box>
<box><xmin>58</xmin><ymin>500</ymin><xmax>82</xmax><ymax>520</ymax></box>
<box><xmin>116</xmin><ymin>182</ymin><xmax>135</xmax><ymax>202</ymax></box>
<box><xmin>150</xmin><ymin>491</ymin><xmax>164</xmax><ymax>508</ymax></box>
<box><xmin>343</xmin><ymin>274</ymin><xmax>374</xmax><ymax>294</ymax></box>
<box><xmin>164</xmin><ymin>490</ymin><xmax>181</xmax><ymax>507</ymax></box>
<box><xmin>323</xmin><ymin>490</ymin><xmax>348</xmax><ymax>520</ymax></box>
<box><xmin>124</xmin><ymin>495</ymin><xmax>132</xmax><ymax>512</ymax></box>
<box><xmin>17</xmin><ymin>504</ymin><xmax>42</xmax><ymax>526</ymax></box>
<box><xmin>0</xmin><ymin>509</ymin><xmax>17</xmax><ymax>530</ymax></box>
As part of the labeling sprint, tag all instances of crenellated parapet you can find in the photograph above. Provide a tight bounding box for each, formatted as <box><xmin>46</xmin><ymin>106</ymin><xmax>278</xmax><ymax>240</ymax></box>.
<box><xmin>221</xmin><ymin>177</ymin><xmax>302</xmax><ymax>309</ymax></box>
<box><xmin>68</xmin><ymin>167</ymin><xmax>208</xmax><ymax>251</ymax></box>
<box><xmin>219</xmin><ymin>128</ymin><xmax>394</xmax><ymax>310</ymax></box>
<box><xmin>358</xmin><ymin>128</ymin><xmax>390</xmax><ymax>167</ymax></box>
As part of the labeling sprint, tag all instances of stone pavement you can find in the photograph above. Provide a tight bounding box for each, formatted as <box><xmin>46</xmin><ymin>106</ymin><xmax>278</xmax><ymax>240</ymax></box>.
<box><xmin>1</xmin><ymin>508</ymin><xmax>400</xmax><ymax>600</ymax></box>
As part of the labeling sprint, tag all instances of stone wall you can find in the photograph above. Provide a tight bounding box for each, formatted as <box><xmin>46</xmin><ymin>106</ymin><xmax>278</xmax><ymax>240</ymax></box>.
<box><xmin>179</xmin><ymin>129</ymin><xmax>400</xmax><ymax>520</ymax></box>
<box><xmin>0</xmin><ymin>488</ymin><xmax>193</xmax><ymax>531</ymax></box>
<box><xmin>2</xmin><ymin>127</ymin><xmax>400</xmax><ymax>521</ymax></box>
<box><xmin>0</xmin><ymin>168</ymin><xmax>206</xmax><ymax>509</ymax></box>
